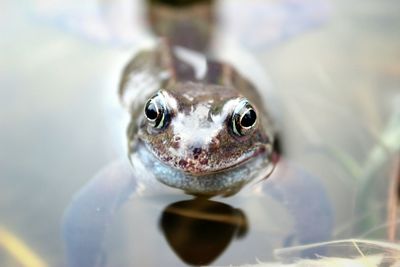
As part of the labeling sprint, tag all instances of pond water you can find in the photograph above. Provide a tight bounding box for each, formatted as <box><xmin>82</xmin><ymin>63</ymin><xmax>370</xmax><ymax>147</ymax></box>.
<box><xmin>0</xmin><ymin>0</ymin><xmax>399</xmax><ymax>266</ymax></box>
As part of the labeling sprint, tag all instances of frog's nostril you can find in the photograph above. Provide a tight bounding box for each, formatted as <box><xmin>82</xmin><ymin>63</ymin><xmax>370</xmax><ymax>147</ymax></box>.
<box><xmin>192</xmin><ymin>147</ymin><xmax>202</xmax><ymax>157</ymax></box>
<box><xmin>171</xmin><ymin>135</ymin><xmax>181</xmax><ymax>149</ymax></box>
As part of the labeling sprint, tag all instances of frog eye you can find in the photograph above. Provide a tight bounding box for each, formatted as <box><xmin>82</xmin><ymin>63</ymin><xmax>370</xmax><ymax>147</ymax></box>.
<box><xmin>144</xmin><ymin>91</ymin><xmax>170</xmax><ymax>129</ymax></box>
<box><xmin>231</xmin><ymin>99</ymin><xmax>257</xmax><ymax>136</ymax></box>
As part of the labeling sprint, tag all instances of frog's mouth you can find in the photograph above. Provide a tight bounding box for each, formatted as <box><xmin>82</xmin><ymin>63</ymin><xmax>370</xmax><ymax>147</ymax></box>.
<box><xmin>149</xmin><ymin>143</ymin><xmax>271</xmax><ymax>176</ymax></box>
<box><xmin>130</xmin><ymin>140</ymin><xmax>273</xmax><ymax>195</ymax></box>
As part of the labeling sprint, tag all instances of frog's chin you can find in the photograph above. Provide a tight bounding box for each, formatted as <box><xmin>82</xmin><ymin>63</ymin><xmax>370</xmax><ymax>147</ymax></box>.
<box><xmin>130</xmin><ymin>140</ymin><xmax>273</xmax><ymax>196</ymax></box>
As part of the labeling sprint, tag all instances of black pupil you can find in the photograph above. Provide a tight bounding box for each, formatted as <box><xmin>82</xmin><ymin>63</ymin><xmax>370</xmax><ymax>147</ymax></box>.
<box><xmin>240</xmin><ymin>109</ymin><xmax>256</xmax><ymax>127</ymax></box>
<box><xmin>145</xmin><ymin>101</ymin><xmax>158</xmax><ymax>120</ymax></box>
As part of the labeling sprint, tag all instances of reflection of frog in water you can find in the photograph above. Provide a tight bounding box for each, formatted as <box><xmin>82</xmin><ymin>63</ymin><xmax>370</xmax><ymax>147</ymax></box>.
<box><xmin>63</xmin><ymin>158</ymin><xmax>332</xmax><ymax>266</ymax></box>
<box><xmin>160</xmin><ymin>198</ymin><xmax>248</xmax><ymax>266</ymax></box>
<box><xmin>63</xmin><ymin>0</ymin><xmax>332</xmax><ymax>266</ymax></box>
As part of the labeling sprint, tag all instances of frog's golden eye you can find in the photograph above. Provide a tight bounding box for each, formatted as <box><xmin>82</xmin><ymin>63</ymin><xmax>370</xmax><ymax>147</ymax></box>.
<box><xmin>231</xmin><ymin>99</ymin><xmax>257</xmax><ymax>136</ymax></box>
<box><xmin>144</xmin><ymin>91</ymin><xmax>170</xmax><ymax>129</ymax></box>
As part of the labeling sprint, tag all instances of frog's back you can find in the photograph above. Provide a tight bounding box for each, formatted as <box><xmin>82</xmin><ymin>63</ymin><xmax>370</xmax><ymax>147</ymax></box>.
<box><xmin>120</xmin><ymin>0</ymin><xmax>273</xmax><ymax>114</ymax></box>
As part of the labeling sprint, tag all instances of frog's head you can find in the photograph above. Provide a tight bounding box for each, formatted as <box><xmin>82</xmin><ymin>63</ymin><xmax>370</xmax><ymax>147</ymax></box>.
<box><xmin>137</xmin><ymin>82</ymin><xmax>273</xmax><ymax>180</ymax></box>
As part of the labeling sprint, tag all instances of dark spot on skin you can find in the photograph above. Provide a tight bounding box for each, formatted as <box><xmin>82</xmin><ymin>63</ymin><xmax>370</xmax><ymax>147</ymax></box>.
<box><xmin>199</xmin><ymin>158</ymin><xmax>208</xmax><ymax>165</ymax></box>
<box><xmin>192</xmin><ymin>147</ymin><xmax>202</xmax><ymax>156</ymax></box>
<box><xmin>179</xmin><ymin>159</ymin><xmax>187</xmax><ymax>167</ymax></box>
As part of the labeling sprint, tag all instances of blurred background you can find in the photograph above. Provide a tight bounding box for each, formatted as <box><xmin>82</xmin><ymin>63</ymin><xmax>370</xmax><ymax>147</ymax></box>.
<box><xmin>0</xmin><ymin>0</ymin><xmax>399</xmax><ymax>266</ymax></box>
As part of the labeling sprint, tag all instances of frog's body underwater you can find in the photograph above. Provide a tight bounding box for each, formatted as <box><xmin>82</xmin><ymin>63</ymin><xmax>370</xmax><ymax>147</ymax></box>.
<box><xmin>121</xmin><ymin>0</ymin><xmax>276</xmax><ymax>196</ymax></box>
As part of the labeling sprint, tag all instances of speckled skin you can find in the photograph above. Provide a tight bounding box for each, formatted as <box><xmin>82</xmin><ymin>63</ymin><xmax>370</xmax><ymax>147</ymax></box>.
<box><xmin>141</xmin><ymin>82</ymin><xmax>270</xmax><ymax>174</ymax></box>
<box><xmin>121</xmin><ymin>43</ymin><xmax>275</xmax><ymax>196</ymax></box>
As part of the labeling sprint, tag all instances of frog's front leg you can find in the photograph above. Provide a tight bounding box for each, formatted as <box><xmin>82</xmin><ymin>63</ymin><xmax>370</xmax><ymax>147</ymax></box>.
<box><xmin>261</xmin><ymin>160</ymin><xmax>334</xmax><ymax>258</ymax></box>
<box><xmin>62</xmin><ymin>159</ymin><xmax>138</xmax><ymax>267</ymax></box>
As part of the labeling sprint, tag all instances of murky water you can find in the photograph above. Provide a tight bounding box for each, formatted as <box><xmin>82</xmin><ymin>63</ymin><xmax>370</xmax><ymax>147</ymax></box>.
<box><xmin>0</xmin><ymin>0</ymin><xmax>399</xmax><ymax>266</ymax></box>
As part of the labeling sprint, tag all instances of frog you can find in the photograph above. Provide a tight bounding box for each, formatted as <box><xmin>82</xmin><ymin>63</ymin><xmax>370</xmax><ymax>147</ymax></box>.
<box><xmin>117</xmin><ymin>0</ymin><xmax>281</xmax><ymax>196</ymax></box>
<box><xmin>120</xmin><ymin>42</ymin><xmax>276</xmax><ymax>196</ymax></box>
<box><xmin>62</xmin><ymin>0</ymin><xmax>333</xmax><ymax>266</ymax></box>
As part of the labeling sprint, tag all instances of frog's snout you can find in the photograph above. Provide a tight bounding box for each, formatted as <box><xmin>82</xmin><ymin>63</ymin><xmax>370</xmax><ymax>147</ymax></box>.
<box><xmin>173</xmin><ymin>143</ymin><xmax>212</xmax><ymax>174</ymax></box>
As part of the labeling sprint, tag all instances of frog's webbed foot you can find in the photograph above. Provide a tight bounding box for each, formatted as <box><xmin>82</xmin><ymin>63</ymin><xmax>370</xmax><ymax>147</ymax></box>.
<box><xmin>62</xmin><ymin>159</ymin><xmax>139</xmax><ymax>267</ymax></box>
<box><xmin>260</xmin><ymin>160</ymin><xmax>333</xmax><ymax>258</ymax></box>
